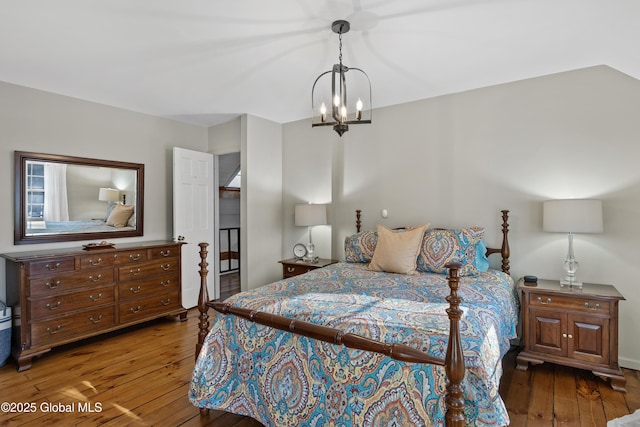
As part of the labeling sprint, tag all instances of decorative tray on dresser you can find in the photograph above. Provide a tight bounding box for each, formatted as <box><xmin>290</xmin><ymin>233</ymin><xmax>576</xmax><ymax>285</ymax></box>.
<box><xmin>1</xmin><ymin>240</ymin><xmax>186</xmax><ymax>371</ymax></box>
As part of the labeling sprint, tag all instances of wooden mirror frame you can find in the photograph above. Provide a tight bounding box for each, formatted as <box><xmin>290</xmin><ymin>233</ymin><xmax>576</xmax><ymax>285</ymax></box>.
<box><xmin>14</xmin><ymin>151</ymin><xmax>145</xmax><ymax>244</ymax></box>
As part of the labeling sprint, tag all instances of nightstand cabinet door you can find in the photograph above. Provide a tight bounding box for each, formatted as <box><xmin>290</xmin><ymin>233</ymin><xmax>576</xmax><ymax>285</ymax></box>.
<box><xmin>530</xmin><ymin>308</ymin><xmax>566</xmax><ymax>356</ymax></box>
<box><xmin>569</xmin><ymin>313</ymin><xmax>609</xmax><ymax>365</ymax></box>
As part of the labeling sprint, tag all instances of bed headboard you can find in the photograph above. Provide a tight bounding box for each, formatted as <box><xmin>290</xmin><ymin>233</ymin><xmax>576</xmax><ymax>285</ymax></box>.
<box><xmin>354</xmin><ymin>209</ymin><xmax>510</xmax><ymax>274</ymax></box>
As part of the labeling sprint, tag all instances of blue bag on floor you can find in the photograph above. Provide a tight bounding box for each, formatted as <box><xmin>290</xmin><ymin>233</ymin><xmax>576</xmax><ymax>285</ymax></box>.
<box><xmin>0</xmin><ymin>301</ymin><xmax>11</xmax><ymax>367</ymax></box>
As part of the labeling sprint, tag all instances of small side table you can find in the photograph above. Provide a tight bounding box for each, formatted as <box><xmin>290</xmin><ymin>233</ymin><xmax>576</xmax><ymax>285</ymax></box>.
<box><xmin>279</xmin><ymin>258</ymin><xmax>338</xmax><ymax>279</ymax></box>
<box><xmin>516</xmin><ymin>278</ymin><xmax>626</xmax><ymax>392</ymax></box>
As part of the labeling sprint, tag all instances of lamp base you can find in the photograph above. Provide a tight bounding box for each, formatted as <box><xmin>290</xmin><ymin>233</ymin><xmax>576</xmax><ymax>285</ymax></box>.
<box><xmin>560</xmin><ymin>279</ymin><xmax>583</xmax><ymax>289</ymax></box>
<box><xmin>303</xmin><ymin>255</ymin><xmax>319</xmax><ymax>263</ymax></box>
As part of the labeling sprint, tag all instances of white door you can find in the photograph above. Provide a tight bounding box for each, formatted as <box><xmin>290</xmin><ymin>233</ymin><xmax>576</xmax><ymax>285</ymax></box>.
<box><xmin>173</xmin><ymin>147</ymin><xmax>217</xmax><ymax>308</ymax></box>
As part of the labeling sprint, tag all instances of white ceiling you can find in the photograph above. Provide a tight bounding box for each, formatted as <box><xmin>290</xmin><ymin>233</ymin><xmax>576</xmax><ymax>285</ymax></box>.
<box><xmin>1</xmin><ymin>0</ymin><xmax>638</xmax><ymax>127</ymax></box>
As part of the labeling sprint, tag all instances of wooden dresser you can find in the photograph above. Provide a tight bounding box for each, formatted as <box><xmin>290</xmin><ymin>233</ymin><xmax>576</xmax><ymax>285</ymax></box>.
<box><xmin>2</xmin><ymin>241</ymin><xmax>186</xmax><ymax>371</ymax></box>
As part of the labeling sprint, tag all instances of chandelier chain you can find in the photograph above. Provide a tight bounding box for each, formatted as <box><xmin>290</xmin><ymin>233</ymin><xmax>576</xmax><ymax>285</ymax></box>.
<box><xmin>338</xmin><ymin>32</ymin><xmax>343</xmax><ymax>65</ymax></box>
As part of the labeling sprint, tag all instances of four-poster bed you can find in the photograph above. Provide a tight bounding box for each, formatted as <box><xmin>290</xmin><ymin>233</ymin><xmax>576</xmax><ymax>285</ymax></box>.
<box><xmin>190</xmin><ymin>210</ymin><xmax>515</xmax><ymax>426</ymax></box>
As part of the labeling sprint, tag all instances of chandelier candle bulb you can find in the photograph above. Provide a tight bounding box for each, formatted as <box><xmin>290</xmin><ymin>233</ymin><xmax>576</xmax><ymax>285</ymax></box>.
<box><xmin>356</xmin><ymin>98</ymin><xmax>363</xmax><ymax>120</ymax></box>
<box><xmin>320</xmin><ymin>103</ymin><xmax>326</xmax><ymax>122</ymax></box>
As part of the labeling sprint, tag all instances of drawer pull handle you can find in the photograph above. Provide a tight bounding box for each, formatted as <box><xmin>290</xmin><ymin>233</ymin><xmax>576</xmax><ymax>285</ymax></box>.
<box><xmin>160</xmin><ymin>250</ymin><xmax>171</xmax><ymax>257</ymax></box>
<box><xmin>46</xmin><ymin>301</ymin><xmax>62</xmax><ymax>310</ymax></box>
<box><xmin>160</xmin><ymin>298</ymin><xmax>171</xmax><ymax>306</ymax></box>
<box><xmin>562</xmin><ymin>333</ymin><xmax>574</xmax><ymax>339</ymax></box>
<box><xmin>47</xmin><ymin>325</ymin><xmax>62</xmax><ymax>335</ymax></box>
<box><xmin>89</xmin><ymin>257</ymin><xmax>102</xmax><ymax>265</ymax></box>
<box><xmin>160</xmin><ymin>263</ymin><xmax>171</xmax><ymax>271</ymax></box>
<box><xmin>45</xmin><ymin>262</ymin><xmax>61</xmax><ymax>271</ymax></box>
<box><xmin>130</xmin><ymin>286</ymin><xmax>142</xmax><ymax>294</ymax></box>
<box><xmin>89</xmin><ymin>274</ymin><xmax>103</xmax><ymax>282</ymax></box>
<box><xmin>161</xmin><ymin>280</ymin><xmax>171</xmax><ymax>287</ymax></box>
<box><xmin>537</xmin><ymin>296</ymin><xmax>552</xmax><ymax>305</ymax></box>
<box><xmin>129</xmin><ymin>268</ymin><xmax>142</xmax><ymax>276</ymax></box>
<box><xmin>89</xmin><ymin>314</ymin><xmax>104</xmax><ymax>324</ymax></box>
<box><xmin>130</xmin><ymin>306</ymin><xmax>142</xmax><ymax>314</ymax></box>
<box><xmin>45</xmin><ymin>280</ymin><xmax>61</xmax><ymax>290</ymax></box>
<box><xmin>584</xmin><ymin>302</ymin><xmax>601</xmax><ymax>310</ymax></box>
<box><xmin>129</xmin><ymin>254</ymin><xmax>141</xmax><ymax>261</ymax></box>
<box><xmin>90</xmin><ymin>293</ymin><xmax>103</xmax><ymax>302</ymax></box>
<box><xmin>287</xmin><ymin>267</ymin><xmax>295</xmax><ymax>273</ymax></box>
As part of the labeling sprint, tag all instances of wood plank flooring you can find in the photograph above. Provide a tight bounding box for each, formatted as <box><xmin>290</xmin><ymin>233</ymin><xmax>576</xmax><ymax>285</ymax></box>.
<box><xmin>0</xmin><ymin>272</ymin><xmax>637</xmax><ymax>426</ymax></box>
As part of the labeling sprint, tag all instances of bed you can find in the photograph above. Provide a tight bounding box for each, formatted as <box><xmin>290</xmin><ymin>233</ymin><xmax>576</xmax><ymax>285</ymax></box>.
<box><xmin>190</xmin><ymin>210</ymin><xmax>517</xmax><ymax>426</ymax></box>
<box><xmin>26</xmin><ymin>219</ymin><xmax>134</xmax><ymax>235</ymax></box>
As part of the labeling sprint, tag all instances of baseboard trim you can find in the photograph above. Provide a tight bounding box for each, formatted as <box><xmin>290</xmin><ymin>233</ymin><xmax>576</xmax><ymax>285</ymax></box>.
<box><xmin>619</xmin><ymin>357</ymin><xmax>640</xmax><ymax>371</ymax></box>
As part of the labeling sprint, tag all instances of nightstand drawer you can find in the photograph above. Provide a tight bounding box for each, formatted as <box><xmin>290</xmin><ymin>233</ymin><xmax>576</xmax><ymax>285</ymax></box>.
<box><xmin>529</xmin><ymin>293</ymin><xmax>611</xmax><ymax>314</ymax></box>
<box><xmin>283</xmin><ymin>264</ymin><xmax>315</xmax><ymax>278</ymax></box>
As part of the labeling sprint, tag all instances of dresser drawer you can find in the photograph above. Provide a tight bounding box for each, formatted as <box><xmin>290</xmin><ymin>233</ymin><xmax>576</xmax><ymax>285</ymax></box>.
<box><xmin>150</xmin><ymin>246</ymin><xmax>179</xmax><ymax>259</ymax></box>
<box><xmin>119</xmin><ymin>272</ymin><xmax>180</xmax><ymax>301</ymax></box>
<box><xmin>118</xmin><ymin>259</ymin><xmax>179</xmax><ymax>282</ymax></box>
<box><xmin>31</xmin><ymin>306</ymin><xmax>116</xmax><ymax>347</ymax></box>
<box><xmin>29</xmin><ymin>268</ymin><xmax>115</xmax><ymax>297</ymax></box>
<box><xmin>30</xmin><ymin>286</ymin><xmax>115</xmax><ymax>320</ymax></box>
<box><xmin>28</xmin><ymin>257</ymin><xmax>76</xmax><ymax>276</ymax></box>
<box><xmin>119</xmin><ymin>290</ymin><xmax>181</xmax><ymax>323</ymax></box>
<box><xmin>529</xmin><ymin>293</ymin><xmax>611</xmax><ymax>315</ymax></box>
<box><xmin>114</xmin><ymin>250</ymin><xmax>148</xmax><ymax>265</ymax></box>
<box><xmin>79</xmin><ymin>253</ymin><xmax>119</xmax><ymax>269</ymax></box>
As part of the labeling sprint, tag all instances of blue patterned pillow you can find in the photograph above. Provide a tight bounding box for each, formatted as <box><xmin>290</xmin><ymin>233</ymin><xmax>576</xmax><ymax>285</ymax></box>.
<box><xmin>344</xmin><ymin>230</ymin><xmax>378</xmax><ymax>263</ymax></box>
<box><xmin>416</xmin><ymin>227</ymin><xmax>485</xmax><ymax>276</ymax></box>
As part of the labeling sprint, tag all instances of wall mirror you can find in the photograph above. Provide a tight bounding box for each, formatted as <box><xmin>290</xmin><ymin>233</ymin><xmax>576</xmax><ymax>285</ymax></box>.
<box><xmin>15</xmin><ymin>151</ymin><xmax>144</xmax><ymax>244</ymax></box>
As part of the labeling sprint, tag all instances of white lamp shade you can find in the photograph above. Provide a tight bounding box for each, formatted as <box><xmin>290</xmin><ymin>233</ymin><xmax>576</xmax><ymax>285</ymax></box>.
<box><xmin>295</xmin><ymin>204</ymin><xmax>327</xmax><ymax>227</ymax></box>
<box><xmin>543</xmin><ymin>199</ymin><xmax>603</xmax><ymax>233</ymax></box>
<box><xmin>98</xmin><ymin>187</ymin><xmax>120</xmax><ymax>203</ymax></box>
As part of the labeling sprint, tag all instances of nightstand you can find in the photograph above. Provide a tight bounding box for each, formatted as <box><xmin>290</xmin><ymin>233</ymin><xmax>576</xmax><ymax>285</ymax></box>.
<box><xmin>516</xmin><ymin>278</ymin><xmax>626</xmax><ymax>392</ymax></box>
<box><xmin>279</xmin><ymin>258</ymin><xmax>338</xmax><ymax>279</ymax></box>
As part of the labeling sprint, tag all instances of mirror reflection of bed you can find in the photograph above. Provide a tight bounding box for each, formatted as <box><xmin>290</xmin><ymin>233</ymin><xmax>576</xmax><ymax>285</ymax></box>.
<box><xmin>25</xmin><ymin>161</ymin><xmax>137</xmax><ymax>236</ymax></box>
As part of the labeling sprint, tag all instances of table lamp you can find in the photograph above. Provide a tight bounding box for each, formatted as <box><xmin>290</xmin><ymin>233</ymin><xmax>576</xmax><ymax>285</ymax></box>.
<box><xmin>295</xmin><ymin>203</ymin><xmax>327</xmax><ymax>263</ymax></box>
<box><xmin>543</xmin><ymin>199</ymin><xmax>603</xmax><ymax>288</ymax></box>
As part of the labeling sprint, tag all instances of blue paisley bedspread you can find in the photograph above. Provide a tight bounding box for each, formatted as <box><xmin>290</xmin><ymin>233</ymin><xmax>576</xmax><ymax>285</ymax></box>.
<box><xmin>189</xmin><ymin>262</ymin><xmax>518</xmax><ymax>426</ymax></box>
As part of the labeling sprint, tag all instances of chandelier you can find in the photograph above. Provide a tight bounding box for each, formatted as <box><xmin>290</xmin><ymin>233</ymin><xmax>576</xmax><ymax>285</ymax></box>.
<box><xmin>312</xmin><ymin>20</ymin><xmax>372</xmax><ymax>137</ymax></box>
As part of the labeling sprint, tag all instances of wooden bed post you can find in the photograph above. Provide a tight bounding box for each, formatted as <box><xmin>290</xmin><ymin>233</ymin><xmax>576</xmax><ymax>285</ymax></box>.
<box><xmin>445</xmin><ymin>262</ymin><xmax>465</xmax><ymax>426</ymax></box>
<box><xmin>500</xmin><ymin>210</ymin><xmax>510</xmax><ymax>274</ymax></box>
<box><xmin>196</xmin><ymin>242</ymin><xmax>210</xmax><ymax>360</ymax></box>
<box><xmin>355</xmin><ymin>209</ymin><xmax>362</xmax><ymax>232</ymax></box>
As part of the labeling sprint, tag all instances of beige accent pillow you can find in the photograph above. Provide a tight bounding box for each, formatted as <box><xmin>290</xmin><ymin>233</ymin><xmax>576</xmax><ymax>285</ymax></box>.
<box><xmin>368</xmin><ymin>224</ymin><xmax>429</xmax><ymax>274</ymax></box>
<box><xmin>106</xmin><ymin>204</ymin><xmax>135</xmax><ymax>227</ymax></box>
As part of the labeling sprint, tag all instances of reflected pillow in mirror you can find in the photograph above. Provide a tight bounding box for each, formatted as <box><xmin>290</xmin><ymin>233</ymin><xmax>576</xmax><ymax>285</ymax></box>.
<box><xmin>106</xmin><ymin>204</ymin><xmax>134</xmax><ymax>227</ymax></box>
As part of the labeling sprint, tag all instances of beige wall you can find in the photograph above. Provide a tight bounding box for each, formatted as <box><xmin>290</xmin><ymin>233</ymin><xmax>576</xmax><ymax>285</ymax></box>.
<box><xmin>282</xmin><ymin>65</ymin><xmax>640</xmax><ymax>369</ymax></box>
<box><xmin>0</xmin><ymin>81</ymin><xmax>208</xmax><ymax>298</ymax></box>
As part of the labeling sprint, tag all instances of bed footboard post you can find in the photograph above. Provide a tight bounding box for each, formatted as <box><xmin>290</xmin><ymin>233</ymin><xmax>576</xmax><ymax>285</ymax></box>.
<box><xmin>355</xmin><ymin>209</ymin><xmax>362</xmax><ymax>232</ymax></box>
<box><xmin>445</xmin><ymin>262</ymin><xmax>465</xmax><ymax>427</ymax></box>
<box><xmin>196</xmin><ymin>242</ymin><xmax>210</xmax><ymax>360</ymax></box>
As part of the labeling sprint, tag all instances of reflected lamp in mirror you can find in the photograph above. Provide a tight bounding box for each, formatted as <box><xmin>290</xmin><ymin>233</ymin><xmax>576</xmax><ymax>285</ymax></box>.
<box><xmin>295</xmin><ymin>203</ymin><xmax>327</xmax><ymax>263</ymax></box>
<box><xmin>543</xmin><ymin>199</ymin><xmax>603</xmax><ymax>288</ymax></box>
<box><xmin>98</xmin><ymin>188</ymin><xmax>119</xmax><ymax>204</ymax></box>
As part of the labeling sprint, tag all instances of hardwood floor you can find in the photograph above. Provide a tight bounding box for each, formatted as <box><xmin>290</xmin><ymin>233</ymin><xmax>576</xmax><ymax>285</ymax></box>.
<box><xmin>0</xmin><ymin>274</ymin><xmax>638</xmax><ymax>426</ymax></box>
